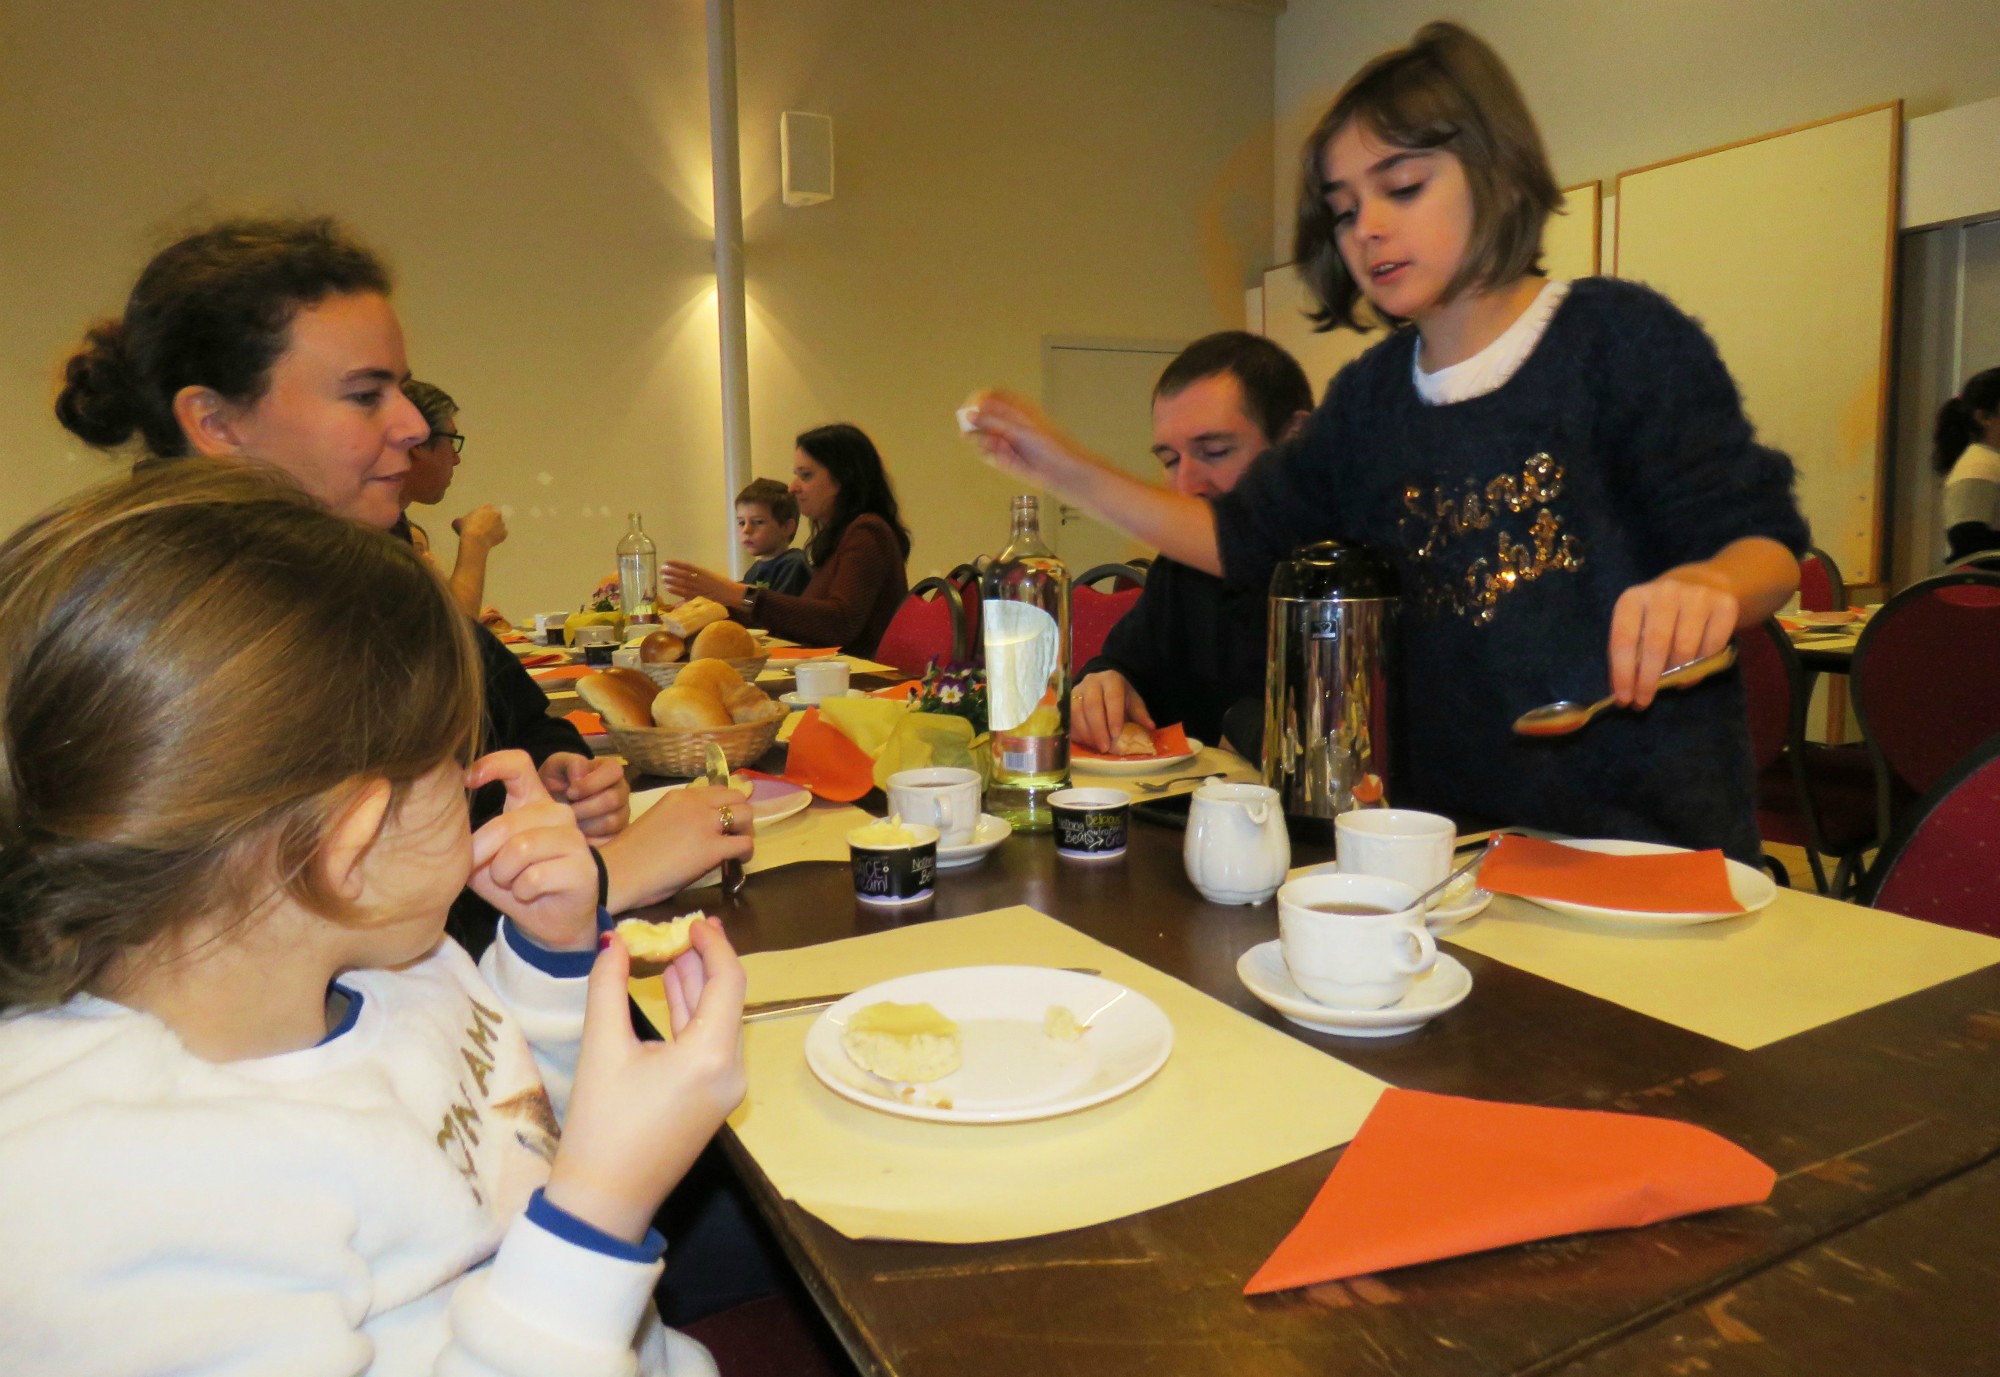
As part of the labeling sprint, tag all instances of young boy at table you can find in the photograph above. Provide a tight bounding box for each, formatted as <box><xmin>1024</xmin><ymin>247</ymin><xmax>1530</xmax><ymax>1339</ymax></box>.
<box><xmin>1071</xmin><ymin>332</ymin><xmax>1312</xmax><ymax>755</ymax></box>
<box><xmin>736</xmin><ymin>477</ymin><xmax>811</xmax><ymax>596</ymax></box>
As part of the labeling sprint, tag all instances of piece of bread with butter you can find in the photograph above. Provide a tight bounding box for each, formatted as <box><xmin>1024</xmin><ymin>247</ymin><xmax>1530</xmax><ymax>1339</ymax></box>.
<box><xmin>841</xmin><ymin>1001</ymin><xmax>963</xmax><ymax>1083</ymax></box>
<box><xmin>614</xmin><ymin>913</ymin><xmax>704</xmax><ymax>964</ymax></box>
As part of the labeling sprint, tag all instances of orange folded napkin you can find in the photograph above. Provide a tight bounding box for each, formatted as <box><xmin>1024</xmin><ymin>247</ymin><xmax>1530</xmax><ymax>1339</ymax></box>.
<box><xmin>517</xmin><ymin>650</ymin><xmax>568</xmax><ymax>668</ymax></box>
<box><xmin>767</xmin><ymin>646</ymin><xmax>843</xmax><ymax>660</ymax></box>
<box><xmin>873</xmin><ymin>680</ymin><xmax>923</xmax><ymax>701</ymax></box>
<box><xmin>1245</xmin><ymin>1089</ymin><xmax>1774</xmax><ymax>1294</ymax></box>
<box><xmin>1478</xmin><ymin>835</ymin><xmax>1740</xmax><ymax>915</ymax></box>
<box><xmin>529</xmin><ymin>665</ymin><xmax>592</xmax><ymax>685</ymax></box>
<box><xmin>1071</xmin><ymin>721</ymin><xmax>1190</xmax><ymax>762</ymax></box>
<box><xmin>780</xmin><ymin>709</ymin><xmax>877</xmax><ymax>802</ymax></box>
<box><xmin>563</xmin><ymin>710</ymin><xmax>606</xmax><ymax>736</ymax></box>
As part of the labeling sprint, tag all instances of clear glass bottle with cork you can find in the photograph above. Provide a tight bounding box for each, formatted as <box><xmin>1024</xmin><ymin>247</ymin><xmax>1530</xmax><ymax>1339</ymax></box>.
<box><xmin>982</xmin><ymin>495</ymin><xmax>1071</xmax><ymax>831</ymax></box>
<box><xmin>616</xmin><ymin>513</ymin><xmax>659</xmax><ymax>626</ymax></box>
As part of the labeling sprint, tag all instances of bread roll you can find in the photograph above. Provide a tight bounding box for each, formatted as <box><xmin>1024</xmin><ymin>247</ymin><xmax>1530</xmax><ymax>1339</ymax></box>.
<box><xmin>674</xmin><ymin>658</ymin><xmax>743</xmax><ymax>699</ymax></box>
<box><xmin>720</xmin><ymin>680</ymin><xmax>785</xmax><ymax>724</ymax></box>
<box><xmin>1114</xmin><ymin>721</ymin><xmax>1157</xmax><ymax>757</ymax></box>
<box><xmin>666</xmin><ymin>596</ymin><xmax>729</xmax><ymax>638</ymax></box>
<box><xmin>691</xmin><ymin>619</ymin><xmax>758</xmax><ymax>661</ymax></box>
<box><xmin>639</xmin><ymin>630</ymin><xmax>685</xmax><ymax>664</ymax></box>
<box><xmin>616</xmin><ymin>913</ymin><xmax>703</xmax><ymax>964</ymax></box>
<box><xmin>842</xmin><ymin>1002</ymin><xmax>962</xmax><ymax>1083</ymax></box>
<box><xmin>651</xmin><ymin>684</ymin><xmax>732</xmax><ymax>730</ymax></box>
<box><xmin>577</xmin><ymin>669</ymin><xmax>659</xmax><ymax>729</ymax></box>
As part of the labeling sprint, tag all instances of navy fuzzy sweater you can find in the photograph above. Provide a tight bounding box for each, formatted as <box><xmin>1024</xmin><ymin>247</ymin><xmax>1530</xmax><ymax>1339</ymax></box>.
<box><xmin>1212</xmin><ymin>278</ymin><xmax>1809</xmax><ymax>861</ymax></box>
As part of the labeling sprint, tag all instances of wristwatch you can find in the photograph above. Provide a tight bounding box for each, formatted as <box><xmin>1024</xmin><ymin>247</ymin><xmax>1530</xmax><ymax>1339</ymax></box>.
<box><xmin>740</xmin><ymin>585</ymin><xmax>765</xmax><ymax>621</ymax></box>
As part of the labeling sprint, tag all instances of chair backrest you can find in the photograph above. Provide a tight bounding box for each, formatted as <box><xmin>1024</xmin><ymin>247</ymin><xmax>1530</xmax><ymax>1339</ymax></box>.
<box><xmin>1851</xmin><ymin>570</ymin><xmax>2000</xmax><ymax>839</ymax></box>
<box><xmin>1798</xmin><ymin>547</ymin><xmax>1846</xmax><ymax>613</ymax></box>
<box><xmin>1070</xmin><ymin>583</ymin><xmax>1143</xmax><ymax>673</ymax></box>
<box><xmin>1944</xmin><ymin>550</ymin><xmax>2000</xmax><ymax>574</ymax></box>
<box><xmin>1862</xmin><ymin>728</ymin><xmax>2000</xmax><ymax>935</ymax></box>
<box><xmin>945</xmin><ymin>562</ymin><xmax>982</xmax><ymax>661</ymax></box>
<box><xmin>1076</xmin><ymin>562</ymin><xmax>1149</xmax><ymax>593</ymax></box>
<box><xmin>875</xmin><ymin>576</ymin><xmax>966</xmax><ymax>678</ymax></box>
<box><xmin>1735</xmin><ymin>620</ymin><xmax>1799</xmax><ymax>772</ymax></box>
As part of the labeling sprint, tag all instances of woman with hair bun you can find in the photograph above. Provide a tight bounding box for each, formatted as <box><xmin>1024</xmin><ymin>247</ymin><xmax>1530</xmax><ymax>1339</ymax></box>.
<box><xmin>55</xmin><ymin>216</ymin><xmax>745</xmax><ymax>951</ymax></box>
<box><xmin>1936</xmin><ymin>367</ymin><xmax>2000</xmax><ymax>562</ymax></box>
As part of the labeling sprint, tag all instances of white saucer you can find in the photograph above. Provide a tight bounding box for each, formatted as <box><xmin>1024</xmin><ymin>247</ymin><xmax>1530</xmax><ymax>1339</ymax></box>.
<box><xmin>780</xmin><ymin>689</ymin><xmax>870</xmax><ymax>711</ymax></box>
<box><xmin>1236</xmin><ymin>941</ymin><xmax>1471</xmax><ymax>1038</ymax></box>
<box><xmin>936</xmin><ymin>814</ymin><xmax>1012</xmax><ymax>869</ymax></box>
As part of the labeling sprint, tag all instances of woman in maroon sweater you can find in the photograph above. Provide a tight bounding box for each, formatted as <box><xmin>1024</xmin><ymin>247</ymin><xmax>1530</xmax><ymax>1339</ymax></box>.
<box><xmin>663</xmin><ymin>423</ymin><xmax>912</xmax><ymax>657</ymax></box>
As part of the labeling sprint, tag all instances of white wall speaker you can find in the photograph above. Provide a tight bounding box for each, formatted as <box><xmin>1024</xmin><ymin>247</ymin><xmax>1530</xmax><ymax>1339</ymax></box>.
<box><xmin>782</xmin><ymin>111</ymin><xmax>834</xmax><ymax>207</ymax></box>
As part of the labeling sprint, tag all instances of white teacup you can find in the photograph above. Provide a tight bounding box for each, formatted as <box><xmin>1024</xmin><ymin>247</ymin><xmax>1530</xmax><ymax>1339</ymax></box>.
<box><xmin>1277</xmin><ymin>873</ymin><xmax>1438</xmax><ymax>1010</ymax></box>
<box><xmin>793</xmin><ymin>657</ymin><xmax>850</xmax><ymax>704</ymax></box>
<box><xmin>1335</xmin><ymin>808</ymin><xmax>1455</xmax><ymax>898</ymax></box>
<box><xmin>885</xmin><ymin>767</ymin><xmax>981</xmax><ymax>847</ymax></box>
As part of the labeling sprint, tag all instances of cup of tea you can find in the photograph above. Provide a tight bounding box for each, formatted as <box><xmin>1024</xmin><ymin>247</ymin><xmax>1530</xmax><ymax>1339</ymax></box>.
<box><xmin>886</xmin><ymin>767</ymin><xmax>981</xmax><ymax>848</ymax></box>
<box><xmin>793</xmin><ymin>657</ymin><xmax>851</xmax><ymax>704</ymax></box>
<box><xmin>1334</xmin><ymin>808</ymin><xmax>1455</xmax><ymax>897</ymax></box>
<box><xmin>1277</xmin><ymin>873</ymin><xmax>1437</xmax><ymax>1009</ymax></box>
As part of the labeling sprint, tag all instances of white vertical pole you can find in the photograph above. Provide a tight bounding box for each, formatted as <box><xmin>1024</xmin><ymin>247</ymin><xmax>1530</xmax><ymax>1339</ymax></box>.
<box><xmin>707</xmin><ymin>0</ymin><xmax>752</xmax><ymax>578</ymax></box>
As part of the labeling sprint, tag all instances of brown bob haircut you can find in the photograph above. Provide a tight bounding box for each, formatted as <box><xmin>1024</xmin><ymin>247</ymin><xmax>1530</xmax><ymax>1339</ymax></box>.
<box><xmin>0</xmin><ymin>461</ymin><xmax>483</xmax><ymax>1011</ymax></box>
<box><xmin>1292</xmin><ymin>21</ymin><xmax>1561</xmax><ymax>333</ymax></box>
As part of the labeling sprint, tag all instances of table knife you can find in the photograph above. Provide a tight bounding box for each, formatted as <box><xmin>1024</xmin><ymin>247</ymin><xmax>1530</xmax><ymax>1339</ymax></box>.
<box><xmin>705</xmin><ymin>741</ymin><xmax>749</xmax><ymax>898</ymax></box>
<box><xmin>742</xmin><ymin>966</ymin><xmax>1102</xmax><ymax>1022</ymax></box>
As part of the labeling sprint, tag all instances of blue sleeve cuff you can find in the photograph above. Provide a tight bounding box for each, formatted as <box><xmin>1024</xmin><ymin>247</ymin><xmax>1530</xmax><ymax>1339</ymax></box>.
<box><xmin>502</xmin><ymin>907</ymin><xmax>617</xmax><ymax>979</ymax></box>
<box><xmin>525</xmin><ymin>1187</ymin><xmax>667</xmax><ymax>1264</ymax></box>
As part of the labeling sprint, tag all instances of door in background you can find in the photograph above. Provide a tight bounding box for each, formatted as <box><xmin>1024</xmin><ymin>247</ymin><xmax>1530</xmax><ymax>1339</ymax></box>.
<box><xmin>1040</xmin><ymin>337</ymin><xmax>1186</xmax><ymax>574</ymax></box>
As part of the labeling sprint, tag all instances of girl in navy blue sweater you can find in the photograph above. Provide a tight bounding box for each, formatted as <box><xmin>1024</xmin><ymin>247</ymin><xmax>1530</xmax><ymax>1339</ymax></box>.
<box><xmin>964</xmin><ymin>22</ymin><xmax>1807</xmax><ymax>858</ymax></box>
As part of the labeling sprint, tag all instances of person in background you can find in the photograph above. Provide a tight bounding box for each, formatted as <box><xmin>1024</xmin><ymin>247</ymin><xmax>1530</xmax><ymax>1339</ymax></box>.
<box><xmin>735</xmin><ymin>476</ymin><xmax>811</xmax><ymax>596</ymax></box>
<box><xmin>663</xmin><ymin>423</ymin><xmax>911</xmax><ymax>658</ymax></box>
<box><xmin>400</xmin><ymin>378</ymin><xmax>511</xmax><ymax>620</ymax></box>
<box><xmin>1936</xmin><ymin>367</ymin><xmax>2000</xmax><ymax>563</ymax></box>
<box><xmin>964</xmin><ymin>22</ymin><xmax>1806</xmax><ymax>861</ymax></box>
<box><xmin>52</xmin><ymin>215</ymin><xmax>747</xmax><ymax>951</ymax></box>
<box><xmin>0</xmin><ymin>462</ymin><xmax>742</xmax><ymax>1375</ymax></box>
<box><xmin>1071</xmin><ymin>332</ymin><xmax>1312</xmax><ymax>753</ymax></box>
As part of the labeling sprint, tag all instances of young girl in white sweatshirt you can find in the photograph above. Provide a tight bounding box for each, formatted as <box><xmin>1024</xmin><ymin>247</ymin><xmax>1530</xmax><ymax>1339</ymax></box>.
<box><xmin>0</xmin><ymin>461</ymin><xmax>742</xmax><ymax>1376</ymax></box>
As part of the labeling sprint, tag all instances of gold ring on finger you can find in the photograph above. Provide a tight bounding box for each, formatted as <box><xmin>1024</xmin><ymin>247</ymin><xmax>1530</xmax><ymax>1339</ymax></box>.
<box><xmin>717</xmin><ymin>804</ymin><xmax>736</xmax><ymax>834</ymax></box>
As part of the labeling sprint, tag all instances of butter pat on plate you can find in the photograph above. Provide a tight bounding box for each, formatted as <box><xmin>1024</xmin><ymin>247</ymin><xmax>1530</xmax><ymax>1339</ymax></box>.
<box><xmin>842</xmin><ymin>1001</ymin><xmax>963</xmax><ymax>1083</ymax></box>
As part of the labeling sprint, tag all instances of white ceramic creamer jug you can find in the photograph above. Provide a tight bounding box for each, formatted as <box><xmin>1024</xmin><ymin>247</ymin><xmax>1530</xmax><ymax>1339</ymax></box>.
<box><xmin>1183</xmin><ymin>780</ymin><xmax>1291</xmax><ymax>905</ymax></box>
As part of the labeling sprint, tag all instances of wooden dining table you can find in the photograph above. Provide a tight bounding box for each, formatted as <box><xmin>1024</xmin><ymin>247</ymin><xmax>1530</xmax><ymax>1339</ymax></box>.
<box><xmin>633</xmin><ymin>780</ymin><xmax>2000</xmax><ymax>1377</ymax></box>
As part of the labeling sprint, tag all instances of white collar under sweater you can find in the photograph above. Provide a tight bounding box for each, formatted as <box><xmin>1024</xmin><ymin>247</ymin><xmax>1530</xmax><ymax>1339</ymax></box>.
<box><xmin>1413</xmin><ymin>279</ymin><xmax>1571</xmax><ymax>405</ymax></box>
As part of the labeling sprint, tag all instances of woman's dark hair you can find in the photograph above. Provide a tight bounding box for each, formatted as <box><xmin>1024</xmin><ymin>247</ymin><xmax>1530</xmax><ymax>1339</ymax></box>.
<box><xmin>794</xmin><ymin>423</ymin><xmax>912</xmax><ymax>566</ymax></box>
<box><xmin>1154</xmin><ymin>331</ymin><xmax>1314</xmax><ymax>443</ymax></box>
<box><xmin>1293</xmin><ymin>21</ymin><xmax>1560</xmax><ymax>333</ymax></box>
<box><xmin>0</xmin><ymin>461</ymin><xmax>482</xmax><ymax>1012</ymax></box>
<box><xmin>55</xmin><ymin>216</ymin><xmax>392</xmax><ymax>459</ymax></box>
<box><xmin>1934</xmin><ymin>368</ymin><xmax>2000</xmax><ymax>475</ymax></box>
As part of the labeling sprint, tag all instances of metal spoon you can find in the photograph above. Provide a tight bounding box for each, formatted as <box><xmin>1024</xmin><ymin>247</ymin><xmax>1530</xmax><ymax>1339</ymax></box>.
<box><xmin>1511</xmin><ymin>645</ymin><xmax>1738</xmax><ymax>738</ymax></box>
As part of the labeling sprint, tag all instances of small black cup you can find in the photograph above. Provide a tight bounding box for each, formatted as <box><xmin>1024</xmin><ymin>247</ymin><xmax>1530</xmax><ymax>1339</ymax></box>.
<box><xmin>1049</xmin><ymin>788</ymin><xmax>1130</xmax><ymax>859</ymax></box>
<box><xmin>849</xmin><ymin>824</ymin><xmax>940</xmax><ymax>905</ymax></box>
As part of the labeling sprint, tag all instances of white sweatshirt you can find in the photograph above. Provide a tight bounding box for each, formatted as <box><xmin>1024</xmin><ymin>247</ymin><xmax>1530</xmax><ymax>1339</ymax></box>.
<box><xmin>0</xmin><ymin>921</ymin><xmax>714</xmax><ymax>1377</ymax></box>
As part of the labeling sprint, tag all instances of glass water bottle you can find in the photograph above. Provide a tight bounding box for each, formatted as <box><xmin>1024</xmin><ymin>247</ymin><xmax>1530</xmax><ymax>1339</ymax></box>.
<box><xmin>982</xmin><ymin>495</ymin><xmax>1071</xmax><ymax>832</ymax></box>
<box><xmin>616</xmin><ymin>513</ymin><xmax>659</xmax><ymax>625</ymax></box>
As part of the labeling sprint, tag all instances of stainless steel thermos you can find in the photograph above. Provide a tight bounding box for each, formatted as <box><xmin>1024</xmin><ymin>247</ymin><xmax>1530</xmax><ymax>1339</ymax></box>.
<box><xmin>1261</xmin><ymin>541</ymin><xmax>1399</xmax><ymax>835</ymax></box>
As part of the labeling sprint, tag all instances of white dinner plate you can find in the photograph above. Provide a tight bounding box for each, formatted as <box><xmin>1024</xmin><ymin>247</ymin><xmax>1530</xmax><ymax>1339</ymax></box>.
<box><xmin>805</xmin><ymin>966</ymin><xmax>1173</xmax><ymax>1124</ymax></box>
<box><xmin>631</xmin><ymin>776</ymin><xmax>812</xmax><ymax>827</ymax></box>
<box><xmin>1069</xmin><ymin>737</ymin><xmax>1203</xmax><ymax>776</ymax></box>
<box><xmin>1237</xmin><ymin>941</ymin><xmax>1472</xmax><ymax>1038</ymax></box>
<box><xmin>936</xmin><ymin>813</ymin><xmax>1012</xmax><ymax>869</ymax></box>
<box><xmin>1510</xmin><ymin>838</ymin><xmax>1777</xmax><ymax>926</ymax></box>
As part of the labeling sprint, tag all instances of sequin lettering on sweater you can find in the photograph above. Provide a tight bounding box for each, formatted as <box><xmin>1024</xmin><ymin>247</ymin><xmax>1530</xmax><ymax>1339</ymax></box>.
<box><xmin>1401</xmin><ymin>453</ymin><xmax>1585</xmax><ymax>623</ymax></box>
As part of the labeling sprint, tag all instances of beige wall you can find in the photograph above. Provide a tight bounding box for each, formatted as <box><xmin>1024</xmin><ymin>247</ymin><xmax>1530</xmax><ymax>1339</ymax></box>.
<box><xmin>0</xmin><ymin>0</ymin><xmax>1273</xmax><ymax>615</ymax></box>
<box><xmin>1272</xmin><ymin>0</ymin><xmax>2000</xmax><ymax>261</ymax></box>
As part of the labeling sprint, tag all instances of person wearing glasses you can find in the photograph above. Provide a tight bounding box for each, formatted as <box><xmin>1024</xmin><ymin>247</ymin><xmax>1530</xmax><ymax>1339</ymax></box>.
<box><xmin>400</xmin><ymin>378</ymin><xmax>509</xmax><ymax>620</ymax></box>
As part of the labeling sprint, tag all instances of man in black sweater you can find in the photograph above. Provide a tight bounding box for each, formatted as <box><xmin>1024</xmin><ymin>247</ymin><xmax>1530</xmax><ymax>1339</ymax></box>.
<box><xmin>1072</xmin><ymin>332</ymin><xmax>1312</xmax><ymax>755</ymax></box>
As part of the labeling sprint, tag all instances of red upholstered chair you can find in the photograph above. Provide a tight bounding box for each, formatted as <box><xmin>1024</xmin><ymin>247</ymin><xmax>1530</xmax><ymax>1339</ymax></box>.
<box><xmin>1851</xmin><ymin>571</ymin><xmax>2000</xmax><ymax>851</ymax></box>
<box><xmin>945</xmin><ymin>562</ymin><xmax>983</xmax><ymax>663</ymax></box>
<box><xmin>1797</xmin><ymin>547</ymin><xmax>1847</xmax><ymax>613</ymax></box>
<box><xmin>1861</xmin><ymin>729</ymin><xmax>2000</xmax><ymax>935</ymax></box>
<box><xmin>1069</xmin><ymin>563</ymin><xmax>1147</xmax><ymax>674</ymax></box>
<box><xmin>1737</xmin><ymin>620</ymin><xmax>1876</xmax><ymax>895</ymax></box>
<box><xmin>874</xmin><ymin>577</ymin><xmax>966</xmax><ymax>678</ymax></box>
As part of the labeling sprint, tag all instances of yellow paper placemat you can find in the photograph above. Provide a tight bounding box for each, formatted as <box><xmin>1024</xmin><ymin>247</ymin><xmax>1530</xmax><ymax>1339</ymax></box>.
<box><xmin>630</xmin><ymin>787</ymin><xmax>869</xmax><ymax>879</ymax></box>
<box><xmin>634</xmin><ymin>906</ymin><xmax>1388</xmax><ymax>1243</ymax></box>
<box><xmin>1447</xmin><ymin>889</ymin><xmax>2000</xmax><ymax>1050</ymax></box>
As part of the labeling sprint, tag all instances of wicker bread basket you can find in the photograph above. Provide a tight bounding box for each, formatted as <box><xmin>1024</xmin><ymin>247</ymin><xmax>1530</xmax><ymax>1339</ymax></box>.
<box><xmin>608</xmin><ymin>716</ymin><xmax>784</xmax><ymax>776</ymax></box>
<box><xmin>635</xmin><ymin>655</ymin><xmax>769</xmax><ymax>690</ymax></box>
